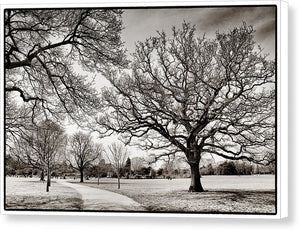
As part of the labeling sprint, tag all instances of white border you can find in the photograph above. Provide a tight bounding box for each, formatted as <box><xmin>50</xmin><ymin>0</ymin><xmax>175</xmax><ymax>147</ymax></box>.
<box><xmin>0</xmin><ymin>0</ymin><xmax>288</xmax><ymax>8</ymax></box>
<box><xmin>278</xmin><ymin>0</ymin><xmax>288</xmax><ymax>219</ymax></box>
<box><xmin>0</xmin><ymin>0</ymin><xmax>288</xmax><ymax>219</ymax></box>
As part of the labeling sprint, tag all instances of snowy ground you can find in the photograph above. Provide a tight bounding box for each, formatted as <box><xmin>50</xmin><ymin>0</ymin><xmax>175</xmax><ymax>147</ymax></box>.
<box><xmin>5</xmin><ymin>175</ymin><xmax>276</xmax><ymax>213</ymax></box>
<box><xmin>77</xmin><ymin>175</ymin><xmax>276</xmax><ymax>213</ymax></box>
<box><xmin>83</xmin><ymin>175</ymin><xmax>275</xmax><ymax>192</ymax></box>
<box><xmin>5</xmin><ymin>177</ymin><xmax>83</xmax><ymax>210</ymax></box>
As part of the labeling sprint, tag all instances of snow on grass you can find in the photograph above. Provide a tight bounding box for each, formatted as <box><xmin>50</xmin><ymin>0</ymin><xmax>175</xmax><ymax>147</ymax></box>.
<box><xmin>78</xmin><ymin>175</ymin><xmax>275</xmax><ymax>213</ymax></box>
<box><xmin>5</xmin><ymin>175</ymin><xmax>276</xmax><ymax>213</ymax></box>
<box><xmin>5</xmin><ymin>177</ymin><xmax>83</xmax><ymax>210</ymax></box>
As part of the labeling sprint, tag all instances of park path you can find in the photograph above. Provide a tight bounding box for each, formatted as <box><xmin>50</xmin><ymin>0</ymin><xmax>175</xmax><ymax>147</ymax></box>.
<box><xmin>56</xmin><ymin>179</ymin><xmax>145</xmax><ymax>211</ymax></box>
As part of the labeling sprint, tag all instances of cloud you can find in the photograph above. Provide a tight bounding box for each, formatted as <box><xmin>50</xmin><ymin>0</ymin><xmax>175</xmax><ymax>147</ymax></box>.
<box><xmin>122</xmin><ymin>6</ymin><xmax>276</xmax><ymax>57</ymax></box>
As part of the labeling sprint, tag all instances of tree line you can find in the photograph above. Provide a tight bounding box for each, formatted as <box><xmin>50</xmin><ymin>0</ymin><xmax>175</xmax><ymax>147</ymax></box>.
<box><xmin>200</xmin><ymin>161</ymin><xmax>275</xmax><ymax>176</ymax></box>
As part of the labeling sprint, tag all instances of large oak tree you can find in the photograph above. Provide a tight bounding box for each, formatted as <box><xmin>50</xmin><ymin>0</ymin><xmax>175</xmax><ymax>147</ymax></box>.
<box><xmin>95</xmin><ymin>23</ymin><xmax>275</xmax><ymax>192</ymax></box>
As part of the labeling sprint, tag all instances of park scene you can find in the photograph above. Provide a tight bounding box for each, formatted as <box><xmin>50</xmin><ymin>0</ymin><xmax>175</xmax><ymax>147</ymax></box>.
<box><xmin>4</xmin><ymin>6</ymin><xmax>276</xmax><ymax>214</ymax></box>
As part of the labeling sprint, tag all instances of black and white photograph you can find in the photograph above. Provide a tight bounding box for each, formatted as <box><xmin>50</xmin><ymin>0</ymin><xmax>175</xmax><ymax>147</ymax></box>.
<box><xmin>1</xmin><ymin>0</ymin><xmax>288</xmax><ymax>219</ymax></box>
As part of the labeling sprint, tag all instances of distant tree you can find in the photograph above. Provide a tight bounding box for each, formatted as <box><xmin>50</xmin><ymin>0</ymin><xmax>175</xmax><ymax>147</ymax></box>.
<box><xmin>66</xmin><ymin>132</ymin><xmax>103</xmax><ymax>182</ymax></box>
<box><xmin>123</xmin><ymin>157</ymin><xmax>131</xmax><ymax>178</ymax></box>
<box><xmin>95</xmin><ymin>22</ymin><xmax>275</xmax><ymax>192</ymax></box>
<box><xmin>56</xmin><ymin>160</ymin><xmax>74</xmax><ymax>177</ymax></box>
<box><xmin>161</xmin><ymin>156</ymin><xmax>183</xmax><ymax>177</ymax></box>
<box><xmin>105</xmin><ymin>142</ymin><xmax>129</xmax><ymax>189</ymax></box>
<box><xmin>86</xmin><ymin>159</ymin><xmax>109</xmax><ymax>179</ymax></box>
<box><xmin>94</xmin><ymin>157</ymin><xmax>106</xmax><ymax>185</ymax></box>
<box><xmin>252</xmin><ymin>162</ymin><xmax>274</xmax><ymax>174</ymax></box>
<box><xmin>141</xmin><ymin>166</ymin><xmax>152</xmax><ymax>176</ymax></box>
<box><xmin>150</xmin><ymin>169</ymin><xmax>157</xmax><ymax>178</ymax></box>
<box><xmin>265</xmin><ymin>153</ymin><xmax>275</xmax><ymax>174</ymax></box>
<box><xmin>9</xmin><ymin>139</ymin><xmax>44</xmax><ymax>180</ymax></box>
<box><xmin>131</xmin><ymin>157</ymin><xmax>145</xmax><ymax>174</ymax></box>
<box><xmin>207</xmin><ymin>164</ymin><xmax>215</xmax><ymax>175</ymax></box>
<box><xmin>5</xmin><ymin>154</ymin><xmax>27</xmax><ymax>176</ymax></box>
<box><xmin>200</xmin><ymin>163</ymin><xmax>215</xmax><ymax>175</ymax></box>
<box><xmin>98</xmin><ymin>159</ymin><xmax>109</xmax><ymax>177</ymax></box>
<box><xmin>157</xmin><ymin>168</ymin><xmax>164</xmax><ymax>177</ymax></box>
<box><xmin>216</xmin><ymin>161</ymin><xmax>238</xmax><ymax>175</ymax></box>
<box><xmin>12</xmin><ymin>120</ymin><xmax>65</xmax><ymax>192</ymax></box>
<box><xmin>234</xmin><ymin>161</ymin><xmax>253</xmax><ymax>175</ymax></box>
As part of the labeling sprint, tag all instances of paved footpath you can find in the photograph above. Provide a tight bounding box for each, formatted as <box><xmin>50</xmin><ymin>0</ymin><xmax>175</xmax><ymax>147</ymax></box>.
<box><xmin>56</xmin><ymin>179</ymin><xmax>145</xmax><ymax>211</ymax></box>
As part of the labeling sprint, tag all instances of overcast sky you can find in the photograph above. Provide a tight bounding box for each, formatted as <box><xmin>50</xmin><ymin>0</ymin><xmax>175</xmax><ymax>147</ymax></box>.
<box><xmin>93</xmin><ymin>6</ymin><xmax>276</xmax><ymax>92</ymax></box>
<box><xmin>122</xmin><ymin>6</ymin><xmax>276</xmax><ymax>58</ymax></box>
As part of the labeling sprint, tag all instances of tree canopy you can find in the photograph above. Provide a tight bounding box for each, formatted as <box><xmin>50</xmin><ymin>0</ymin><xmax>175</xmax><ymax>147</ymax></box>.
<box><xmin>95</xmin><ymin>22</ymin><xmax>275</xmax><ymax>191</ymax></box>
<box><xmin>5</xmin><ymin>9</ymin><xmax>128</xmax><ymax>130</ymax></box>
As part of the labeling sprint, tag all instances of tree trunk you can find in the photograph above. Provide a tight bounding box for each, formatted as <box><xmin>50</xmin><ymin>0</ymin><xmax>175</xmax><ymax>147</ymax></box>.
<box><xmin>46</xmin><ymin>169</ymin><xmax>51</xmax><ymax>192</ymax></box>
<box><xmin>40</xmin><ymin>170</ymin><xmax>45</xmax><ymax>181</ymax></box>
<box><xmin>189</xmin><ymin>162</ymin><xmax>204</xmax><ymax>192</ymax></box>
<box><xmin>117</xmin><ymin>173</ymin><xmax>120</xmax><ymax>189</ymax></box>
<box><xmin>80</xmin><ymin>169</ymin><xmax>84</xmax><ymax>182</ymax></box>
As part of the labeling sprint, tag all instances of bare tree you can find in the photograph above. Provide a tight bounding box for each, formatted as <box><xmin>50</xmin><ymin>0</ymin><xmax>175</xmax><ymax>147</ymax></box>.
<box><xmin>66</xmin><ymin>132</ymin><xmax>103</xmax><ymax>182</ymax></box>
<box><xmin>105</xmin><ymin>142</ymin><xmax>129</xmax><ymax>189</ymax></box>
<box><xmin>4</xmin><ymin>9</ymin><xmax>128</xmax><ymax>133</ymax></box>
<box><xmin>95</xmin><ymin>23</ymin><xmax>275</xmax><ymax>192</ymax></box>
<box><xmin>131</xmin><ymin>157</ymin><xmax>146</xmax><ymax>174</ymax></box>
<box><xmin>162</xmin><ymin>155</ymin><xmax>185</xmax><ymax>177</ymax></box>
<box><xmin>12</xmin><ymin>120</ymin><xmax>65</xmax><ymax>192</ymax></box>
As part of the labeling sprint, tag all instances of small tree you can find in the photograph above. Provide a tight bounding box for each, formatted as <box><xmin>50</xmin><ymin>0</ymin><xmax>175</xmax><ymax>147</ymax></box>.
<box><xmin>105</xmin><ymin>142</ymin><xmax>129</xmax><ymax>189</ymax></box>
<box><xmin>13</xmin><ymin>120</ymin><xmax>65</xmax><ymax>192</ymax></box>
<box><xmin>66</xmin><ymin>132</ymin><xmax>103</xmax><ymax>182</ymax></box>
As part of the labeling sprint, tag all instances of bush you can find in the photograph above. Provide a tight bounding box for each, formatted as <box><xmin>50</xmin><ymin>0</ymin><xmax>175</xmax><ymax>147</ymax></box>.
<box><xmin>216</xmin><ymin>161</ymin><xmax>237</xmax><ymax>175</ymax></box>
<box><xmin>150</xmin><ymin>169</ymin><xmax>157</xmax><ymax>178</ymax></box>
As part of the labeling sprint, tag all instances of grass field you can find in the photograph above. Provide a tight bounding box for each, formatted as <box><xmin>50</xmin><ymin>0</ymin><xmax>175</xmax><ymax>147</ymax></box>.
<box><xmin>5</xmin><ymin>175</ymin><xmax>276</xmax><ymax>213</ymax></box>
<box><xmin>76</xmin><ymin>175</ymin><xmax>276</xmax><ymax>213</ymax></box>
<box><xmin>5</xmin><ymin>177</ymin><xmax>83</xmax><ymax>210</ymax></box>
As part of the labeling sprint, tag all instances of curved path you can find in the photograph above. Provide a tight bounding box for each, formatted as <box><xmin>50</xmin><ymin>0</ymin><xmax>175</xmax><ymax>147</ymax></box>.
<box><xmin>56</xmin><ymin>179</ymin><xmax>145</xmax><ymax>211</ymax></box>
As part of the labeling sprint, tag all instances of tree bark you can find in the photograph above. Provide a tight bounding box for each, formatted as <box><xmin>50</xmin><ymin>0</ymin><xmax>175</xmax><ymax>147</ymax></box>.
<box><xmin>189</xmin><ymin>162</ymin><xmax>204</xmax><ymax>192</ymax></box>
<box><xmin>80</xmin><ymin>169</ymin><xmax>84</xmax><ymax>182</ymax></box>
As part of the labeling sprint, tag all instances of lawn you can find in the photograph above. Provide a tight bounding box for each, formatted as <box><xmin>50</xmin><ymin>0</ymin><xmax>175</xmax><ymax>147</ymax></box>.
<box><xmin>5</xmin><ymin>177</ymin><xmax>83</xmax><ymax>210</ymax></box>
<box><xmin>77</xmin><ymin>175</ymin><xmax>276</xmax><ymax>214</ymax></box>
<box><xmin>5</xmin><ymin>175</ymin><xmax>276</xmax><ymax>213</ymax></box>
